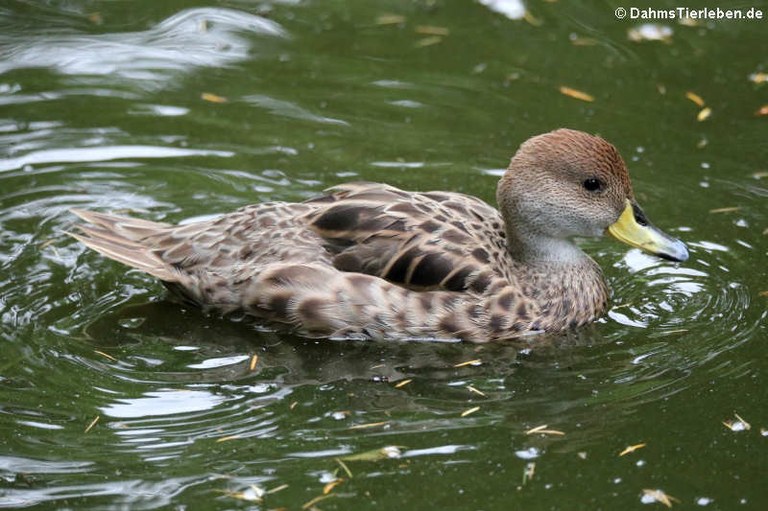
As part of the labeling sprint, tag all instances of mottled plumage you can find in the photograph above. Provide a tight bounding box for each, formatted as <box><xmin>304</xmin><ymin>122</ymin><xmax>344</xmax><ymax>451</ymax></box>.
<box><xmin>70</xmin><ymin>129</ymin><xmax>688</xmax><ymax>342</ymax></box>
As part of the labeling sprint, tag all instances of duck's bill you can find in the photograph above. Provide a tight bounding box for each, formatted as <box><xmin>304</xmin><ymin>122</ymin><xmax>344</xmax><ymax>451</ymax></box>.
<box><xmin>607</xmin><ymin>199</ymin><xmax>689</xmax><ymax>262</ymax></box>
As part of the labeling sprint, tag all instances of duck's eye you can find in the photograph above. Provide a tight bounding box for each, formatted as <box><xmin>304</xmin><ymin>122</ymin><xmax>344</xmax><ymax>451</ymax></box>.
<box><xmin>583</xmin><ymin>178</ymin><xmax>603</xmax><ymax>192</ymax></box>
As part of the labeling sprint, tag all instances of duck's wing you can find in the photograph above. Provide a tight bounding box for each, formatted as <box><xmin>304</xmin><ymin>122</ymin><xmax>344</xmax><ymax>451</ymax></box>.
<box><xmin>303</xmin><ymin>182</ymin><xmax>508</xmax><ymax>294</ymax></box>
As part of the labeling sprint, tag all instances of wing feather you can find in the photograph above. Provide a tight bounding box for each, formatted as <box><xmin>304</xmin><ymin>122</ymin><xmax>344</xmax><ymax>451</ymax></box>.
<box><xmin>304</xmin><ymin>182</ymin><xmax>505</xmax><ymax>292</ymax></box>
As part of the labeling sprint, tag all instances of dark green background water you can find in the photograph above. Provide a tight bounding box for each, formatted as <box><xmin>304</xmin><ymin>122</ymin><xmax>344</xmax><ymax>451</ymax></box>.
<box><xmin>1</xmin><ymin>0</ymin><xmax>766</xmax><ymax>509</ymax></box>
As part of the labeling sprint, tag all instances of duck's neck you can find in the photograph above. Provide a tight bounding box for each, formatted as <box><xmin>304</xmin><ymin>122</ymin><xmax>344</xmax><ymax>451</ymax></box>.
<box><xmin>503</xmin><ymin>225</ymin><xmax>609</xmax><ymax>331</ymax></box>
<box><xmin>505</xmin><ymin>226</ymin><xmax>590</xmax><ymax>265</ymax></box>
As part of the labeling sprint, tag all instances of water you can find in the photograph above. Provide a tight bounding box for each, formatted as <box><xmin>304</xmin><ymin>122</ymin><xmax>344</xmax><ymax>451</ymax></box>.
<box><xmin>1</xmin><ymin>0</ymin><xmax>766</xmax><ymax>509</ymax></box>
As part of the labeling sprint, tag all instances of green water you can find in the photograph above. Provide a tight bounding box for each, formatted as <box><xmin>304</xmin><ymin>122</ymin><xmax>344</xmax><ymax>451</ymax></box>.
<box><xmin>1</xmin><ymin>0</ymin><xmax>766</xmax><ymax>509</ymax></box>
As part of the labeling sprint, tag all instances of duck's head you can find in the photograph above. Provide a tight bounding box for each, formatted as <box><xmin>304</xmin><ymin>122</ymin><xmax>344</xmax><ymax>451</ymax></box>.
<box><xmin>497</xmin><ymin>128</ymin><xmax>688</xmax><ymax>263</ymax></box>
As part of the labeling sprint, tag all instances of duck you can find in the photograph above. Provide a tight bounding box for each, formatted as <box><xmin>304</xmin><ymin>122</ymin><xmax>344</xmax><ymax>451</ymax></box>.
<box><xmin>70</xmin><ymin>129</ymin><xmax>688</xmax><ymax>342</ymax></box>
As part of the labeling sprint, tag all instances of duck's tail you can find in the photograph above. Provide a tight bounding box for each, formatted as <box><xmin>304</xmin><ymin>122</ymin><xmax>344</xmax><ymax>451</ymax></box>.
<box><xmin>68</xmin><ymin>209</ymin><xmax>180</xmax><ymax>282</ymax></box>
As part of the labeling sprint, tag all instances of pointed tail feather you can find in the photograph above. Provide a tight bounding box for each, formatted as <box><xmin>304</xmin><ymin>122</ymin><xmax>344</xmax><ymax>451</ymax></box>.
<box><xmin>69</xmin><ymin>209</ymin><xmax>179</xmax><ymax>282</ymax></box>
<box><xmin>70</xmin><ymin>208</ymin><xmax>172</xmax><ymax>240</ymax></box>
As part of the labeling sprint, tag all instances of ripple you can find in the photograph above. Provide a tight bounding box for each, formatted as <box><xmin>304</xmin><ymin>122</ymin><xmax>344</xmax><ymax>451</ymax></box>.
<box><xmin>101</xmin><ymin>389</ymin><xmax>226</xmax><ymax>419</ymax></box>
<box><xmin>0</xmin><ymin>456</ymin><xmax>93</xmax><ymax>474</ymax></box>
<box><xmin>608</xmin><ymin>241</ymin><xmax>754</xmax><ymax>345</ymax></box>
<box><xmin>0</xmin><ymin>8</ymin><xmax>287</xmax><ymax>90</ymax></box>
<box><xmin>242</xmin><ymin>94</ymin><xmax>349</xmax><ymax>126</ymax></box>
<box><xmin>0</xmin><ymin>145</ymin><xmax>233</xmax><ymax>173</ymax></box>
<box><xmin>0</xmin><ymin>477</ymin><xmax>204</xmax><ymax>509</ymax></box>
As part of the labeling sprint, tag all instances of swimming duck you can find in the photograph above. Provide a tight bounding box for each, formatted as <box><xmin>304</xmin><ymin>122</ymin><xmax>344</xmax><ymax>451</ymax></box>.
<box><xmin>70</xmin><ymin>129</ymin><xmax>688</xmax><ymax>342</ymax></box>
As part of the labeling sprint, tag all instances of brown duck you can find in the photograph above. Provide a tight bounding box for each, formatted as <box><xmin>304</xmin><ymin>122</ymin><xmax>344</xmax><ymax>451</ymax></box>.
<box><xmin>70</xmin><ymin>129</ymin><xmax>688</xmax><ymax>342</ymax></box>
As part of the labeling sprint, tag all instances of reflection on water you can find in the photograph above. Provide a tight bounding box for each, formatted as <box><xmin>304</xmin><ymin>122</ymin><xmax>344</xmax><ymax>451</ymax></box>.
<box><xmin>101</xmin><ymin>389</ymin><xmax>225</xmax><ymax>419</ymax></box>
<box><xmin>0</xmin><ymin>8</ymin><xmax>286</xmax><ymax>89</ymax></box>
<box><xmin>0</xmin><ymin>144</ymin><xmax>233</xmax><ymax>173</ymax></box>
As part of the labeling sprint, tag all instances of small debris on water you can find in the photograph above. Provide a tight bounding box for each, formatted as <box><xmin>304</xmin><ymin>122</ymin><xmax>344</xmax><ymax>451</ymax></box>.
<box><xmin>709</xmin><ymin>207</ymin><xmax>741</xmax><ymax>214</ymax></box>
<box><xmin>697</xmin><ymin>107</ymin><xmax>712</xmax><ymax>121</ymax></box>
<box><xmin>685</xmin><ymin>91</ymin><xmax>705</xmax><ymax>107</ymax></box>
<box><xmin>454</xmin><ymin>359</ymin><xmax>482</xmax><ymax>368</ymax></box>
<box><xmin>201</xmin><ymin>92</ymin><xmax>227</xmax><ymax>103</ymax></box>
<box><xmin>349</xmin><ymin>421</ymin><xmax>389</xmax><ymax>430</ymax></box>
<box><xmin>461</xmin><ymin>406</ymin><xmax>480</xmax><ymax>417</ymax></box>
<box><xmin>641</xmin><ymin>488</ymin><xmax>680</xmax><ymax>507</ymax></box>
<box><xmin>466</xmin><ymin>385</ymin><xmax>486</xmax><ymax>396</ymax></box>
<box><xmin>394</xmin><ymin>379</ymin><xmax>413</xmax><ymax>388</ymax></box>
<box><xmin>525</xmin><ymin>424</ymin><xmax>565</xmax><ymax>436</ymax></box>
<box><xmin>619</xmin><ymin>443</ymin><xmax>647</xmax><ymax>456</ymax></box>
<box><xmin>522</xmin><ymin>461</ymin><xmax>536</xmax><ymax>484</ymax></box>
<box><xmin>340</xmin><ymin>445</ymin><xmax>402</xmax><ymax>462</ymax></box>
<box><xmin>376</xmin><ymin>14</ymin><xmax>405</xmax><ymax>25</ymax></box>
<box><xmin>84</xmin><ymin>415</ymin><xmax>100</xmax><ymax>433</ymax></box>
<box><xmin>415</xmin><ymin>25</ymin><xmax>450</xmax><ymax>36</ymax></box>
<box><xmin>559</xmin><ymin>86</ymin><xmax>594</xmax><ymax>102</ymax></box>
<box><xmin>723</xmin><ymin>413</ymin><xmax>751</xmax><ymax>432</ymax></box>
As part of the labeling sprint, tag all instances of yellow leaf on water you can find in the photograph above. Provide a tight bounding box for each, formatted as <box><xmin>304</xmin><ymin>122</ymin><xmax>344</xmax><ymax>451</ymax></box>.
<box><xmin>559</xmin><ymin>86</ymin><xmax>594</xmax><ymax>102</ymax></box>
<box><xmin>523</xmin><ymin>11</ymin><xmax>543</xmax><ymax>26</ymax></box>
<box><xmin>415</xmin><ymin>36</ymin><xmax>443</xmax><ymax>47</ymax></box>
<box><xmin>394</xmin><ymin>379</ymin><xmax>413</xmax><ymax>388</ymax></box>
<box><xmin>697</xmin><ymin>107</ymin><xmax>712</xmax><ymax>121</ymax></box>
<box><xmin>755</xmin><ymin>105</ymin><xmax>768</xmax><ymax>117</ymax></box>
<box><xmin>619</xmin><ymin>443</ymin><xmax>646</xmax><ymax>456</ymax></box>
<box><xmin>685</xmin><ymin>91</ymin><xmax>706</xmax><ymax>107</ymax></box>
<box><xmin>454</xmin><ymin>359</ymin><xmax>482</xmax><ymax>368</ymax></box>
<box><xmin>302</xmin><ymin>493</ymin><xmax>335</xmax><ymax>510</ymax></box>
<box><xmin>322</xmin><ymin>478</ymin><xmax>344</xmax><ymax>495</ymax></box>
<box><xmin>526</xmin><ymin>424</ymin><xmax>565</xmax><ymax>436</ymax></box>
<box><xmin>642</xmin><ymin>488</ymin><xmax>680</xmax><ymax>508</ymax></box>
<box><xmin>461</xmin><ymin>406</ymin><xmax>480</xmax><ymax>417</ymax></box>
<box><xmin>570</xmin><ymin>36</ymin><xmax>598</xmax><ymax>46</ymax></box>
<box><xmin>348</xmin><ymin>421</ymin><xmax>389</xmax><ymax>430</ymax></box>
<box><xmin>376</xmin><ymin>14</ymin><xmax>406</xmax><ymax>25</ymax></box>
<box><xmin>84</xmin><ymin>415</ymin><xmax>100</xmax><ymax>433</ymax></box>
<box><xmin>249</xmin><ymin>354</ymin><xmax>258</xmax><ymax>371</ymax></box>
<box><xmin>749</xmin><ymin>72</ymin><xmax>768</xmax><ymax>84</ymax></box>
<box><xmin>415</xmin><ymin>25</ymin><xmax>450</xmax><ymax>36</ymax></box>
<box><xmin>94</xmin><ymin>350</ymin><xmax>117</xmax><ymax>362</ymax></box>
<box><xmin>709</xmin><ymin>206</ymin><xmax>740</xmax><ymax>214</ymax></box>
<box><xmin>201</xmin><ymin>92</ymin><xmax>227</xmax><ymax>103</ymax></box>
<box><xmin>466</xmin><ymin>385</ymin><xmax>486</xmax><ymax>397</ymax></box>
<box><xmin>267</xmin><ymin>483</ymin><xmax>289</xmax><ymax>494</ymax></box>
<box><xmin>336</xmin><ymin>458</ymin><xmax>353</xmax><ymax>478</ymax></box>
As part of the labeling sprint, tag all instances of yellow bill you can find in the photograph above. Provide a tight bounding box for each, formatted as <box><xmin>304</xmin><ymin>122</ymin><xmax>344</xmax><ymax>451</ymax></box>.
<box><xmin>607</xmin><ymin>200</ymin><xmax>689</xmax><ymax>262</ymax></box>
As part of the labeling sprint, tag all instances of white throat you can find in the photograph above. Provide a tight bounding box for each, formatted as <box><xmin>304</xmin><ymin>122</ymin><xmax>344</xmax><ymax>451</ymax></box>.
<box><xmin>508</xmin><ymin>233</ymin><xmax>589</xmax><ymax>264</ymax></box>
